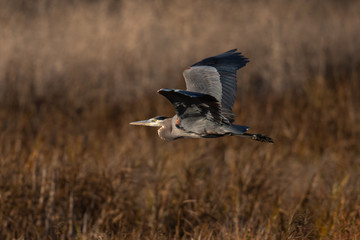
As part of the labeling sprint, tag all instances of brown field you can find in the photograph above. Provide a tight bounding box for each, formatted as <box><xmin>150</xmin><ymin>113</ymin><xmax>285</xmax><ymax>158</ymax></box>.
<box><xmin>1</xmin><ymin>0</ymin><xmax>360</xmax><ymax>239</ymax></box>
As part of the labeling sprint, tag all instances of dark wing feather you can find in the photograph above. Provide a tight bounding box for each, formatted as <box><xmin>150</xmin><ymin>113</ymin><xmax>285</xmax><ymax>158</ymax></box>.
<box><xmin>188</xmin><ymin>49</ymin><xmax>249</xmax><ymax>122</ymax></box>
<box><xmin>158</xmin><ymin>88</ymin><xmax>228</xmax><ymax>124</ymax></box>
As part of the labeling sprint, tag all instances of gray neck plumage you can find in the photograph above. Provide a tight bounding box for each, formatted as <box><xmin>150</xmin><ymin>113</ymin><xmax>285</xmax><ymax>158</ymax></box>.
<box><xmin>157</xmin><ymin>117</ymin><xmax>177</xmax><ymax>141</ymax></box>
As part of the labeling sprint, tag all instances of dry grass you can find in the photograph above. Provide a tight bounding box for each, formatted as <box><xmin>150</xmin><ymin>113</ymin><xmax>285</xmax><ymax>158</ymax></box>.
<box><xmin>0</xmin><ymin>0</ymin><xmax>360</xmax><ymax>239</ymax></box>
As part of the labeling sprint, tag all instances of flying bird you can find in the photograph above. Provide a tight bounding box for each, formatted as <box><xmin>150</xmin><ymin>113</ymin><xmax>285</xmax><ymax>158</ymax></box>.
<box><xmin>130</xmin><ymin>49</ymin><xmax>273</xmax><ymax>143</ymax></box>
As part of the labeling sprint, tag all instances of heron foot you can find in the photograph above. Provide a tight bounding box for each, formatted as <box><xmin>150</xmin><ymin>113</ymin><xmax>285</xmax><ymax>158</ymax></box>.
<box><xmin>252</xmin><ymin>134</ymin><xmax>274</xmax><ymax>143</ymax></box>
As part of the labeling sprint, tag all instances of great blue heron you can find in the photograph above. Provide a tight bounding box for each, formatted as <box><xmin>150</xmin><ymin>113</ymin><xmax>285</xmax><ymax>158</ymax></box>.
<box><xmin>130</xmin><ymin>49</ymin><xmax>273</xmax><ymax>143</ymax></box>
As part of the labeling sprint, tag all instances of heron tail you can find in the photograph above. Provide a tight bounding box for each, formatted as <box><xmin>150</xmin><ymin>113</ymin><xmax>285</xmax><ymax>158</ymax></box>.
<box><xmin>225</xmin><ymin>124</ymin><xmax>274</xmax><ymax>143</ymax></box>
<box><xmin>226</xmin><ymin>124</ymin><xmax>250</xmax><ymax>134</ymax></box>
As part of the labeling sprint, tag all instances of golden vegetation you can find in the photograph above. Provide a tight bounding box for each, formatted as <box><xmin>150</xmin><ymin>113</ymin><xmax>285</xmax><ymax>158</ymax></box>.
<box><xmin>0</xmin><ymin>0</ymin><xmax>359</xmax><ymax>239</ymax></box>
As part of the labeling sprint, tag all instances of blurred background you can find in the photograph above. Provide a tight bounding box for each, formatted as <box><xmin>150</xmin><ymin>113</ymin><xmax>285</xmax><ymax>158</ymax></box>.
<box><xmin>0</xmin><ymin>0</ymin><xmax>359</xmax><ymax>239</ymax></box>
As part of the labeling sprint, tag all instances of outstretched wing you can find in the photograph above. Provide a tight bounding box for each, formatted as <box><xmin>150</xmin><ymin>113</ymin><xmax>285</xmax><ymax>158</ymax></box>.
<box><xmin>158</xmin><ymin>88</ymin><xmax>229</xmax><ymax>124</ymax></box>
<box><xmin>183</xmin><ymin>49</ymin><xmax>249</xmax><ymax>122</ymax></box>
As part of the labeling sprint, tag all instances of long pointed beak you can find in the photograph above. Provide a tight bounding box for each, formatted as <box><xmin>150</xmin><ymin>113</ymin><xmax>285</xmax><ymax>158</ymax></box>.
<box><xmin>129</xmin><ymin>119</ymin><xmax>161</xmax><ymax>127</ymax></box>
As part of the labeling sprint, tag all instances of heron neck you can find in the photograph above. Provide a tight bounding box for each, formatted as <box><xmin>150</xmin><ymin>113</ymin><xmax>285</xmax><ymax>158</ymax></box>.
<box><xmin>157</xmin><ymin>118</ymin><xmax>175</xmax><ymax>141</ymax></box>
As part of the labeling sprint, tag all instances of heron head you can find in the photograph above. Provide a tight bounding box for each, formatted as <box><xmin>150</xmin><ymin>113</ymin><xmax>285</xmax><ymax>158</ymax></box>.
<box><xmin>130</xmin><ymin>116</ymin><xmax>168</xmax><ymax>127</ymax></box>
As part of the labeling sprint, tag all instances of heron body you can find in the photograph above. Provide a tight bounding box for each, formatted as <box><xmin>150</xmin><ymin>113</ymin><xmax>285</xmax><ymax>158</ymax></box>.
<box><xmin>130</xmin><ymin>49</ymin><xmax>274</xmax><ymax>143</ymax></box>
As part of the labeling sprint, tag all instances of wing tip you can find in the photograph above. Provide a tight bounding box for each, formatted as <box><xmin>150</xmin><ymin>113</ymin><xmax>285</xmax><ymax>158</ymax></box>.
<box><xmin>227</xmin><ymin>49</ymin><xmax>250</xmax><ymax>62</ymax></box>
<box><xmin>227</xmin><ymin>48</ymin><xmax>237</xmax><ymax>53</ymax></box>
<box><xmin>191</xmin><ymin>49</ymin><xmax>250</xmax><ymax>68</ymax></box>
